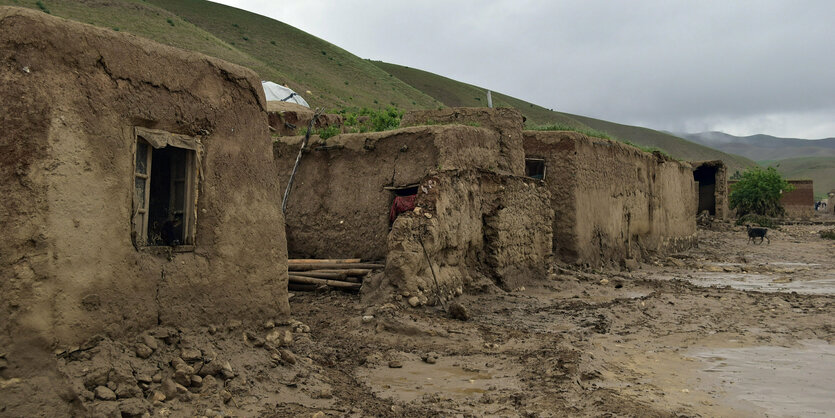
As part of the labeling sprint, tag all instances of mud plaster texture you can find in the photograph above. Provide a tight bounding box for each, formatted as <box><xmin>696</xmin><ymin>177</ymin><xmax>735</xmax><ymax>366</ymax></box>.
<box><xmin>266</xmin><ymin>101</ymin><xmax>343</xmax><ymax>137</ymax></box>
<box><xmin>273</xmin><ymin>123</ymin><xmax>520</xmax><ymax>260</ymax></box>
<box><xmin>400</xmin><ymin>107</ymin><xmax>526</xmax><ymax>176</ymax></box>
<box><xmin>380</xmin><ymin>171</ymin><xmax>553</xmax><ymax>303</ymax></box>
<box><xmin>692</xmin><ymin>160</ymin><xmax>729</xmax><ymax>220</ymax></box>
<box><xmin>523</xmin><ymin>131</ymin><xmax>697</xmax><ymax>267</ymax></box>
<box><xmin>0</xmin><ymin>7</ymin><xmax>289</xmax><ymax>355</ymax></box>
<box><xmin>781</xmin><ymin>180</ymin><xmax>814</xmax><ymax>219</ymax></box>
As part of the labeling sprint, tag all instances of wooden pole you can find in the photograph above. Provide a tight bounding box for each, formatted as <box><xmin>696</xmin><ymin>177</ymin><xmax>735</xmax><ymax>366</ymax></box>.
<box><xmin>311</xmin><ymin>269</ymin><xmax>372</xmax><ymax>276</ymax></box>
<box><xmin>288</xmin><ymin>258</ymin><xmax>362</xmax><ymax>264</ymax></box>
<box><xmin>288</xmin><ymin>275</ymin><xmax>361</xmax><ymax>289</ymax></box>
<box><xmin>288</xmin><ymin>263</ymin><xmax>384</xmax><ymax>271</ymax></box>
<box><xmin>289</xmin><ymin>271</ymin><xmax>349</xmax><ymax>280</ymax></box>
<box><xmin>281</xmin><ymin>108</ymin><xmax>323</xmax><ymax>213</ymax></box>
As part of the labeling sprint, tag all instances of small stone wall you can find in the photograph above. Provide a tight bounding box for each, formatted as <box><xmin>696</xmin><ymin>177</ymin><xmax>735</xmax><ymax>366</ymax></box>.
<box><xmin>782</xmin><ymin>180</ymin><xmax>814</xmax><ymax>219</ymax></box>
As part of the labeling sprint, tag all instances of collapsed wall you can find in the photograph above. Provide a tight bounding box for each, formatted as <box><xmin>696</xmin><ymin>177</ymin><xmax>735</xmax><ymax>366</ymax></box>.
<box><xmin>0</xmin><ymin>7</ymin><xmax>289</xmax><ymax>350</ymax></box>
<box><xmin>523</xmin><ymin>131</ymin><xmax>697</xmax><ymax>266</ymax></box>
<box><xmin>781</xmin><ymin>180</ymin><xmax>814</xmax><ymax>219</ymax></box>
<box><xmin>273</xmin><ymin>123</ymin><xmax>520</xmax><ymax>260</ymax></box>
<box><xmin>383</xmin><ymin>171</ymin><xmax>552</xmax><ymax>303</ymax></box>
<box><xmin>266</xmin><ymin>101</ymin><xmax>343</xmax><ymax>136</ymax></box>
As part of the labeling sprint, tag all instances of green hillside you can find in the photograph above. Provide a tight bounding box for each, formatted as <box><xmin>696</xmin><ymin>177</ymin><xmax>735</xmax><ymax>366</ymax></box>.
<box><xmin>0</xmin><ymin>0</ymin><xmax>440</xmax><ymax>110</ymax></box>
<box><xmin>373</xmin><ymin>61</ymin><xmax>757</xmax><ymax>172</ymax></box>
<box><xmin>3</xmin><ymin>0</ymin><xmax>756</xmax><ymax>172</ymax></box>
<box><xmin>760</xmin><ymin>157</ymin><xmax>835</xmax><ymax>199</ymax></box>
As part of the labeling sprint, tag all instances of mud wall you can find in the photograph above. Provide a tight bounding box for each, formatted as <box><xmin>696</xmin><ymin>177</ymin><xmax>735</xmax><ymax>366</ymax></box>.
<box><xmin>781</xmin><ymin>180</ymin><xmax>814</xmax><ymax>219</ymax></box>
<box><xmin>382</xmin><ymin>171</ymin><xmax>553</xmax><ymax>304</ymax></box>
<box><xmin>523</xmin><ymin>131</ymin><xmax>697</xmax><ymax>266</ymax></box>
<box><xmin>401</xmin><ymin>107</ymin><xmax>526</xmax><ymax>176</ymax></box>
<box><xmin>0</xmin><ymin>8</ymin><xmax>289</xmax><ymax>349</ymax></box>
<box><xmin>273</xmin><ymin>124</ymin><xmax>520</xmax><ymax>260</ymax></box>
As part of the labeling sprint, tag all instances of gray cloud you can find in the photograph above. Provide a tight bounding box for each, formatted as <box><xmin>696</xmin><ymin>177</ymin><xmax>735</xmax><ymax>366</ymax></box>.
<box><xmin>218</xmin><ymin>0</ymin><xmax>835</xmax><ymax>138</ymax></box>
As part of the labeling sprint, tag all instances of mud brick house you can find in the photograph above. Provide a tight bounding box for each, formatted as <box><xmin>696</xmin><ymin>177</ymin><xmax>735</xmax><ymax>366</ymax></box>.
<box><xmin>781</xmin><ymin>180</ymin><xmax>815</xmax><ymax>219</ymax></box>
<box><xmin>274</xmin><ymin>108</ymin><xmax>552</xmax><ymax>302</ymax></box>
<box><xmin>691</xmin><ymin>160</ymin><xmax>729</xmax><ymax>219</ymax></box>
<box><xmin>523</xmin><ymin>131</ymin><xmax>697</xmax><ymax>267</ymax></box>
<box><xmin>0</xmin><ymin>8</ymin><xmax>289</xmax><ymax>348</ymax></box>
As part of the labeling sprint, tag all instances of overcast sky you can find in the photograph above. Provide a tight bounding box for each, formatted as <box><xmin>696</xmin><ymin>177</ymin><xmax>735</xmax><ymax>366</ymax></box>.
<box><xmin>215</xmin><ymin>0</ymin><xmax>834</xmax><ymax>139</ymax></box>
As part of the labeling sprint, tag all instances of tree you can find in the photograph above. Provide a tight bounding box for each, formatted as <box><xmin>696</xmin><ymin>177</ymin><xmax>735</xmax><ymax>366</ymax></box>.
<box><xmin>729</xmin><ymin>167</ymin><xmax>793</xmax><ymax>217</ymax></box>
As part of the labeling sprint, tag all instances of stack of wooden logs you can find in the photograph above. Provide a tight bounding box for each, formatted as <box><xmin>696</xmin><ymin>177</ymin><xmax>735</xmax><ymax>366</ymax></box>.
<box><xmin>287</xmin><ymin>259</ymin><xmax>384</xmax><ymax>291</ymax></box>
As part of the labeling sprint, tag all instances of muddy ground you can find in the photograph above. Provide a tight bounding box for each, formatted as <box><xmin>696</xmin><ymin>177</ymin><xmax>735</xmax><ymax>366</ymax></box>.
<box><xmin>2</xmin><ymin>222</ymin><xmax>833</xmax><ymax>417</ymax></box>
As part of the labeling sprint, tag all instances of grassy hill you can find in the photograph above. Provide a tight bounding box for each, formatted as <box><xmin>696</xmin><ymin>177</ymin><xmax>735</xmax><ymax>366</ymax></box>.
<box><xmin>3</xmin><ymin>0</ymin><xmax>756</xmax><ymax>172</ymax></box>
<box><xmin>373</xmin><ymin>62</ymin><xmax>757</xmax><ymax>172</ymax></box>
<box><xmin>759</xmin><ymin>157</ymin><xmax>835</xmax><ymax>199</ymax></box>
<box><xmin>0</xmin><ymin>0</ymin><xmax>441</xmax><ymax>110</ymax></box>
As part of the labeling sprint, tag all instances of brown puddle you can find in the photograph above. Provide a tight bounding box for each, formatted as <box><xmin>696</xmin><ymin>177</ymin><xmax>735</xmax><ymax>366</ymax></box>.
<box><xmin>357</xmin><ymin>355</ymin><xmax>520</xmax><ymax>404</ymax></box>
<box><xmin>691</xmin><ymin>340</ymin><xmax>835</xmax><ymax>417</ymax></box>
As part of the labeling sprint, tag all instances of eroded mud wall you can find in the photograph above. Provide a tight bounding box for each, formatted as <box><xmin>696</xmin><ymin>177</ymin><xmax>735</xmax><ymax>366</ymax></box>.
<box><xmin>523</xmin><ymin>131</ymin><xmax>697</xmax><ymax>266</ymax></box>
<box><xmin>273</xmin><ymin>125</ymin><xmax>513</xmax><ymax>260</ymax></box>
<box><xmin>0</xmin><ymin>8</ymin><xmax>288</xmax><ymax>349</ymax></box>
<box><xmin>382</xmin><ymin>171</ymin><xmax>552</xmax><ymax>304</ymax></box>
<box><xmin>401</xmin><ymin>107</ymin><xmax>526</xmax><ymax>176</ymax></box>
<box><xmin>782</xmin><ymin>180</ymin><xmax>814</xmax><ymax>219</ymax></box>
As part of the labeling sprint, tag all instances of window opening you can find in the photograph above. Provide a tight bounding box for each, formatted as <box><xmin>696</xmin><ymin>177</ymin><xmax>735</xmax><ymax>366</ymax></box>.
<box><xmin>133</xmin><ymin>130</ymin><xmax>198</xmax><ymax>247</ymax></box>
<box><xmin>525</xmin><ymin>158</ymin><xmax>546</xmax><ymax>180</ymax></box>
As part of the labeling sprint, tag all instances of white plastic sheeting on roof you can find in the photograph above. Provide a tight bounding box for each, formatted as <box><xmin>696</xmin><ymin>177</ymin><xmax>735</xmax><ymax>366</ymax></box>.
<box><xmin>262</xmin><ymin>81</ymin><xmax>310</xmax><ymax>107</ymax></box>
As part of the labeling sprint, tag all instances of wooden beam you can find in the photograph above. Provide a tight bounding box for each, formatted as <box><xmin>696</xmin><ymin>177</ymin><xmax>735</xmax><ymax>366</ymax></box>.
<box><xmin>288</xmin><ymin>275</ymin><xmax>361</xmax><ymax>290</ymax></box>
<box><xmin>288</xmin><ymin>258</ymin><xmax>362</xmax><ymax>264</ymax></box>
<box><xmin>288</xmin><ymin>263</ymin><xmax>384</xmax><ymax>271</ymax></box>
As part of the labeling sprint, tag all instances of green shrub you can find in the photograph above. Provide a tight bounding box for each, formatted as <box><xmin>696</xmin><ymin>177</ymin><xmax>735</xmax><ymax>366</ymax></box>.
<box><xmin>820</xmin><ymin>229</ymin><xmax>835</xmax><ymax>240</ymax></box>
<box><xmin>529</xmin><ymin>123</ymin><xmax>613</xmax><ymax>140</ymax></box>
<box><xmin>36</xmin><ymin>0</ymin><xmax>50</xmax><ymax>13</ymax></box>
<box><xmin>730</xmin><ymin>167</ymin><xmax>793</xmax><ymax>217</ymax></box>
<box><xmin>166</xmin><ymin>18</ymin><xmax>175</xmax><ymax>26</ymax></box>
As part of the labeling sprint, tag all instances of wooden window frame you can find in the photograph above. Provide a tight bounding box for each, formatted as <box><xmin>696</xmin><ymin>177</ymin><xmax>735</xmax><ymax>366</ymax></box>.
<box><xmin>132</xmin><ymin>127</ymin><xmax>202</xmax><ymax>249</ymax></box>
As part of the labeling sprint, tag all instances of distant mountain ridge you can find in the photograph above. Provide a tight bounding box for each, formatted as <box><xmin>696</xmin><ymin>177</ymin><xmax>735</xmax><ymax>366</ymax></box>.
<box><xmin>676</xmin><ymin>131</ymin><xmax>835</xmax><ymax>161</ymax></box>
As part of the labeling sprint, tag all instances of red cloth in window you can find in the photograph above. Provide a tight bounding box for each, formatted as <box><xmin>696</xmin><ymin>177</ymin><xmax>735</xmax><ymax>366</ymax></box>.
<box><xmin>390</xmin><ymin>195</ymin><xmax>416</xmax><ymax>223</ymax></box>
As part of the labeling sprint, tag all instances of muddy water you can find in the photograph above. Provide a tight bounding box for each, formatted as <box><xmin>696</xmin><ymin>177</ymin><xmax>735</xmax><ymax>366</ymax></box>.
<box><xmin>691</xmin><ymin>340</ymin><xmax>835</xmax><ymax>417</ymax></box>
<box><xmin>358</xmin><ymin>355</ymin><xmax>520</xmax><ymax>404</ymax></box>
<box><xmin>673</xmin><ymin>272</ymin><xmax>835</xmax><ymax>295</ymax></box>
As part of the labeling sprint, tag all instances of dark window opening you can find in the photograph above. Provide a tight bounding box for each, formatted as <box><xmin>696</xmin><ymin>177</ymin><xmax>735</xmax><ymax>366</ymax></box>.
<box><xmin>133</xmin><ymin>137</ymin><xmax>197</xmax><ymax>247</ymax></box>
<box><xmin>525</xmin><ymin>158</ymin><xmax>546</xmax><ymax>180</ymax></box>
<box><xmin>694</xmin><ymin>166</ymin><xmax>718</xmax><ymax>215</ymax></box>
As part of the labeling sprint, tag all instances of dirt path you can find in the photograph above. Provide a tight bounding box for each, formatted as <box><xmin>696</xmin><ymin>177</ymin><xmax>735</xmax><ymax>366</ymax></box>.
<box><xmin>3</xmin><ymin>224</ymin><xmax>832</xmax><ymax>417</ymax></box>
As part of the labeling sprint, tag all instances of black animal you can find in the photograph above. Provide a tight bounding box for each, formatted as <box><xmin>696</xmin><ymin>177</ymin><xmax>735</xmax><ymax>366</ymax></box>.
<box><xmin>746</xmin><ymin>224</ymin><xmax>770</xmax><ymax>245</ymax></box>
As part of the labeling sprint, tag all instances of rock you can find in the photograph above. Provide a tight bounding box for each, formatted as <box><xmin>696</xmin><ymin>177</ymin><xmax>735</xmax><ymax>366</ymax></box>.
<box><xmin>599</xmin><ymin>278</ymin><xmax>609</xmax><ymax>285</ymax></box>
<box><xmin>173</xmin><ymin>369</ymin><xmax>192</xmax><ymax>387</ymax></box>
<box><xmin>266</xmin><ymin>329</ymin><xmax>293</xmax><ymax>346</ymax></box>
<box><xmin>115</xmin><ymin>383</ymin><xmax>142</xmax><ymax>399</ymax></box>
<box><xmin>160</xmin><ymin>379</ymin><xmax>180</xmax><ymax>400</ymax></box>
<box><xmin>201</xmin><ymin>375</ymin><xmax>218</xmax><ymax>392</ymax></box>
<box><xmin>279</xmin><ymin>349</ymin><xmax>297</xmax><ymax>365</ymax></box>
<box><xmin>92</xmin><ymin>401</ymin><xmax>120</xmax><ymax>417</ymax></box>
<box><xmin>221</xmin><ymin>361</ymin><xmax>235</xmax><ymax>380</ymax></box>
<box><xmin>312</xmin><ymin>412</ymin><xmax>325</xmax><ymax>418</ymax></box>
<box><xmin>407</xmin><ymin>296</ymin><xmax>421</xmax><ymax>307</ymax></box>
<box><xmin>118</xmin><ymin>398</ymin><xmax>149</xmax><ymax>417</ymax></box>
<box><xmin>151</xmin><ymin>372</ymin><xmax>162</xmax><ymax>383</ymax></box>
<box><xmin>198</xmin><ymin>360</ymin><xmax>223</xmax><ymax>377</ymax></box>
<box><xmin>134</xmin><ymin>343</ymin><xmax>153</xmax><ymax>359</ymax></box>
<box><xmin>181</xmin><ymin>348</ymin><xmax>202</xmax><ymax>362</ymax></box>
<box><xmin>361</xmin><ymin>315</ymin><xmax>374</xmax><ymax>323</ymax></box>
<box><xmin>421</xmin><ymin>353</ymin><xmax>439</xmax><ymax>364</ymax></box>
<box><xmin>221</xmin><ymin>389</ymin><xmax>233</xmax><ymax>404</ymax></box>
<box><xmin>140</xmin><ymin>335</ymin><xmax>159</xmax><ymax>351</ymax></box>
<box><xmin>190</xmin><ymin>375</ymin><xmax>203</xmax><ymax>388</ymax></box>
<box><xmin>149</xmin><ymin>390</ymin><xmax>166</xmax><ymax>403</ymax></box>
<box><xmin>227</xmin><ymin>319</ymin><xmax>242</xmax><ymax>330</ymax></box>
<box><xmin>95</xmin><ymin>385</ymin><xmax>117</xmax><ymax>401</ymax></box>
<box><xmin>135</xmin><ymin>373</ymin><xmax>152</xmax><ymax>385</ymax></box>
<box><xmin>667</xmin><ymin>257</ymin><xmax>686</xmax><ymax>268</ymax></box>
<box><xmin>388</xmin><ymin>360</ymin><xmax>403</xmax><ymax>368</ymax></box>
<box><xmin>447</xmin><ymin>301</ymin><xmax>469</xmax><ymax>321</ymax></box>
<box><xmin>264</xmin><ymin>320</ymin><xmax>275</xmax><ymax>329</ymax></box>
